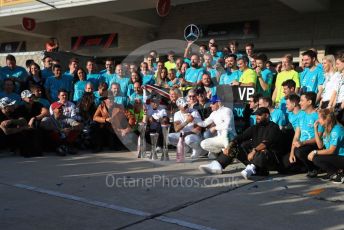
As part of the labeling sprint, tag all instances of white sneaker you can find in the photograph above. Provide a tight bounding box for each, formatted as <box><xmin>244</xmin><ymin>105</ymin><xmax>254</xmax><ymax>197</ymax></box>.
<box><xmin>241</xmin><ymin>164</ymin><xmax>256</xmax><ymax>180</ymax></box>
<box><xmin>199</xmin><ymin>161</ymin><xmax>223</xmax><ymax>174</ymax></box>
<box><xmin>207</xmin><ymin>152</ymin><xmax>217</xmax><ymax>160</ymax></box>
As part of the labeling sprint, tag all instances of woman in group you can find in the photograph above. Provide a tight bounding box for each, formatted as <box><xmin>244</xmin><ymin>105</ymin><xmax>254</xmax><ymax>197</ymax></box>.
<box><xmin>318</xmin><ymin>55</ymin><xmax>341</xmax><ymax>109</ymax></box>
<box><xmin>308</xmin><ymin>109</ymin><xmax>344</xmax><ymax>184</ymax></box>
<box><xmin>127</xmin><ymin>71</ymin><xmax>142</xmax><ymax>97</ymax></box>
<box><xmin>155</xmin><ymin>66</ymin><xmax>169</xmax><ymax>88</ymax></box>
<box><xmin>26</xmin><ymin>62</ymin><xmax>45</xmax><ymax>94</ymax></box>
<box><xmin>77</xmin><ymin>92</ymin><xmax>97</xmax><ymax>149</ymax></box>
<box><xmin>334</xmin><ymin>53</ymin><xmax>344</xmax><ymax>125</ymax></box>
<box><xmin>167</xmin><ymin>69</ymin><xmax>180</xmax><ymax>89</ymax></box>
<box><xmin>73</xmin><ymin>67</ymin><xmax>88</xmax><ymax>103</ymax></box>
<box><xmin>140</xmin><ymin>62</ymin><xmax>155</xmax><ymax>85</ymax></box>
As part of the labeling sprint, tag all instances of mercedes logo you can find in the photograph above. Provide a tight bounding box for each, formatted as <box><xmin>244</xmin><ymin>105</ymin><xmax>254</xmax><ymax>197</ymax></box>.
<box><xmin>184</xmin><ymin>24</ymin><xmax>200</xmax><ymax>42</ymax></box>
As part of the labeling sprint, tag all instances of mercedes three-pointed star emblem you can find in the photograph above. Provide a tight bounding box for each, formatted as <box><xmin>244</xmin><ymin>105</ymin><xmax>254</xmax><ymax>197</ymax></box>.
<box><xmin>184</xmin><ymin>24</ymin><xmax>200</xmax><ymax>42</ymax></box>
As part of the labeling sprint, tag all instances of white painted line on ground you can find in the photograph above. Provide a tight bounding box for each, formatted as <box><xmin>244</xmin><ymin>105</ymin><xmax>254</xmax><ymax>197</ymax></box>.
<box><xmin>156</xmin><ymin>216</ymin><xmax>217</xmax><ymax>230</ymax></box>
<box><xmin>13</xmin><ymin>183</ymin><xmax>151</xmax><ymax>217</ymax></box>
<box><xmin>12</xmin><ymin>183</ymin><xmax>217</xmax><ymax>230</ymax></box>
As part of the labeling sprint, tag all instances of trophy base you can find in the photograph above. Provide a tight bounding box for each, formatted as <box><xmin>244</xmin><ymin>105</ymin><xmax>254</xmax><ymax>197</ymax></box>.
<box><xmin>149</xmin><ymin>152</ymin><xmax>158</xmax><ymax>160</ymax></box>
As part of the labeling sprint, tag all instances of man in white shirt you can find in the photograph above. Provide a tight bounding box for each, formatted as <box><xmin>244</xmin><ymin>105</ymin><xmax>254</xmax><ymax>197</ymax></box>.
<box><xmin>49</xmin><ymin>89</ymin><xmax>80</xmax><ymax>121</ymax></box>
<box><xmin>143</xmin><ymin>94</ymin><xmax>168</xmax><ymax>149</ymax></box>
<box><xmin>197</xmin><ymin>95</ymin><xmax>237</xmax><ymax>159</ymax></box>
<box><xmin>168</xmin><ymin>97</ymin><xmax>205</xmax><ymax>159</ymax></box>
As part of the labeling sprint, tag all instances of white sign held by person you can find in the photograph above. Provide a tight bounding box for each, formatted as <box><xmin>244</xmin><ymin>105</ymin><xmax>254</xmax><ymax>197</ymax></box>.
<box><xmin>238</xmin><ymin>87</ymin><xmax>255</xmax><ymax>101</ymax></box>
<box><xmin>184</xmin><ymin>24</ymin><xmax>200</xmax><ymax>42</ymax></box>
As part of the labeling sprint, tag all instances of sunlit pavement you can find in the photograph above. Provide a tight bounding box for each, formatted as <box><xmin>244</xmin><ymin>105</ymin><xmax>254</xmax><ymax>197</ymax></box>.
<box><xmin>1</xmin><ymin>150</ymin><xmax>343</xmax><ymax>230</ymax></box>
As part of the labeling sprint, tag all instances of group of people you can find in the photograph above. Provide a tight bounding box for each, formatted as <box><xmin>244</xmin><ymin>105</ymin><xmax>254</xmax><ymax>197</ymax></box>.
<box><xmin>0</xmin><ymin>38</ymin><xmax>343</xmax><ymax>183</ymax></box>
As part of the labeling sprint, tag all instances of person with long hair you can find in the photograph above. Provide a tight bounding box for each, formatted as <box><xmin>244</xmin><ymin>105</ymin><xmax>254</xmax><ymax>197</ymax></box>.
<box><xmin>318</xmin><ymin>55</ymin><xmax>341</xmax><ymax>108</ymax></box>
<box><xmin>26</xmin><ymin>62</ymin><xmax>45</xmax><ymax>92</ymax></box>
<box><xmin>334</xmin><ymin>52</ymin><xmax>344</xmax><ymax>125</ymax></box>
<box><xmin>155</xmin><ymin>66</ymin><xmax>169</xmax><ymax>88</ymax></box>
<box><xmin>140</xmin><ymin>62</ymin><xmax>155</xmax><ymax>85</ymax></box>
<box><xmin>77</xmin><ymin>92</ymin><xmax>97</xmax><ymax>149</ymax></box>
<box><xmin>308</xmin><ymin>109</ymin><xmax>344</xmax><ymax>183</ymax></box>
<box><xmin>73</xmin><ymin>67</ymin><xmax>88</xmax><ymax>103</ymax></box>
<box><xmin>77</xmin><ymin>92</ymin><xmax>96</xmax><ymax>123</ymax></box>
<box><xmin>127</xmin><ymin>71</ymin><xmax>142</xmax><ymax>97</ymax></box>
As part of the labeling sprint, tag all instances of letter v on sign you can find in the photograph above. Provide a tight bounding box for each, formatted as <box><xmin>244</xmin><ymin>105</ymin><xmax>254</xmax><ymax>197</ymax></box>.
<box><xmin>238</xmin><ymin>87</ymin><xmax>246</xmax><ymax>101</ymax></box>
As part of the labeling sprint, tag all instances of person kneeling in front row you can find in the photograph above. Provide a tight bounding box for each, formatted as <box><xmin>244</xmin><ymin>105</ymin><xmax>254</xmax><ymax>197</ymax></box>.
<box><xmin>199</xmin><ymin>107</ymin><xmax>286</xmax><ymax>179</ymax></box>
<box><xmin>308</xmin><ymin>109</ymin><xmax>344</xmax><ymax>184</ymax></box>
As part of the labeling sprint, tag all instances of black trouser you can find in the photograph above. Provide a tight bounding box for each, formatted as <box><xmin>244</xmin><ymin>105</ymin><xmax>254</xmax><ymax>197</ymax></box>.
<box><xmin>313</xmin><ymin>155</ymin><xmax>344</xmax><ymax>174</ymax></box>
<box><xmin>0</xmin><ymin>129</ymin><xmax>23</xmax><ymax>151</ymax></box>
<box><xmin>0</xmin><ymin>129</ymin><xmax>42</xmax><ymax>157</ymax></box>
<box><xmin>217</xmin><ymin>141</ymin><xmax>282</xmax><ymax>174</ymax></box>
<box><xmin>21</xmin><ymin>129</ymin><xmax>43</xmax><ymax>156</ymax></box>
<box><xmin>335</xmin><ymin>104</ymin><xmax>344</xmax><ymax>126</ymax></box>
<box><xmin>91</xmin><ymin>122</ymin><xmax>123</xmax><ymax>150</ymax></box>
<box><xmin>294</xmin><ymin>144</ymin><xmax>318</xmax><ymax>171</ymax></box>
<box><xmin>279</xmin><ymin>153</ymin><xmax>307</xmax><ymax>174</ymax></box>
<box><xmin>281</xmin><ymin>128</ymin><xmax>295</xmax><ymax>153</ymax></box>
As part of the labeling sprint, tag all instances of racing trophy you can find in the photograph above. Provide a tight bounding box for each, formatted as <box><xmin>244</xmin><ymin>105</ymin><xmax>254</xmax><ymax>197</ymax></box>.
<box><xmin>137</xmin><ymin>122</ymin><xmax>147</xmax><ymax>158</ymax></box>
<box><xmin>160</xmin><ymin>124</ymin><xmax>170</xmax><ymax>161</ymax></box>
<box><xmin>149</xmin><ymin>132</ymin><xmax>159</xmax><ymax>160</ymax></box>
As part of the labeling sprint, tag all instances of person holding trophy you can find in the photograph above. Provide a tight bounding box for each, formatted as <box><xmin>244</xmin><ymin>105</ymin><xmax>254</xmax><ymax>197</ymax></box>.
<box><xmin>168</xmin><ymin>97</ymin><xmax>204</xmax><ymax>159</ymax></box>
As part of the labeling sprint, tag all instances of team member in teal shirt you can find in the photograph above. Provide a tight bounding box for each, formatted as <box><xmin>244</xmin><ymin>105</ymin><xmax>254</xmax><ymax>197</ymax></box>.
<box><xmin>0</xmin><ymin>78</ymin><xmax>21</xmax><ymax>105</ymax></box>
<box><xmin>41</xmin><ymin>56</ymin><xmax>54</xmax><ymax>80</ymax></box>
<box><xmin>219</xmin><ymin>54</ymin><xmax>241</xmax><ymax>85</ymax></box>
<box><xmin>200</xmin><ymin>73</ymin><xmax>217</xmax><ymax>98</ymax></box>
<box><xmin>203</xmin><ymin>53</ymin><xmax>218</xmax><ymax>82</ymax></box>
<box><xmin>166</xmin><ymin>69</ymin><xmax>180</xmax><ymax>88</ymax></box>
<box><xmin>289</xmin><ymin>92</ymin><xmax>324</xmax><ymax>178</ymax></box>
<box><xmin>300</xmin><ymin>50</ymin><xmax>325</xmax><ymax>93</ymax></box>
<box><xmin>93</xmin><ymin>82</ymin><xmax>108</xmax><ymax>106</ymax></box>
<box><xmin>219</xmin><ymin>69</ymin><xmax>241</xmax><ymax>85</ymax></box>
<box><xmin>86</xmin><ymin>59</ymin><xmax>102</xmax><ymax>90</ymax></box>
<box><xmin>44</xmin><ymin>64</ymin><xmax>72</xmax><ymax>102</ymax></box>
<box><xmin>182</xmin><ymin>54</ymin><xmax>204</xmax><ymax>86</ymax></box>
<box><xmin>109</xmin><ymin>82</ymin><xmax>128</xmax><ymax>107</ymax></box>
<box><xmin>255</xmin><ymin>54</ymin><xmax>273</xmax><ymax>97</ymax></box>
<box><xmin>0</xmin><ymin>54</ymin><xmax>28</xmax><ymax>93</ymax></box>
<box><xmin>285</xmin><ymin>94</ymin><xmax>304</xmax><ymax>130</ymax></box>
<box><xmin>279</xmin><ymin>79</ymin><xmax>296</xmax><ymax>117</ymax></box>
<box><xmin>258</xmin><ymin>96</ymin><xmax>286</xmax><ymax>129</ymax></box>
<box><xmin>63</xmin><ymin>57</ymin><xmax>79</xmax><ymax>83</ymax></box>
<box><xmin>111</xmin><ymin>64</ymin><xmax>130</xmax><ymax>96</ymax></box>
<box><xmin>310</xmin><ymin>109</ymin><xmax>344</xmax><ymax>183</ymax></box>
<box><xmin>127</xmin><ymin>71</ymin><xmax>141</xmax><ymax>97</ymax></box>
<box><xmin>101</xmin><ymin>59</ymin><xmax>116</xmax><ymax>87</ymax></box>
<box><xmin>72</xmin><ymin>68</ymin><xmax>88</xmax><ymax>103</ymax></box>
<box><xmin>140</xmin><ymin>62</ymin><xmax>155</xmax><ymax>86</ymax></box>
<box><xmin>129</xmin><ymin>82</ymin><xmax>144</xmax><ymax>105</ymax></box>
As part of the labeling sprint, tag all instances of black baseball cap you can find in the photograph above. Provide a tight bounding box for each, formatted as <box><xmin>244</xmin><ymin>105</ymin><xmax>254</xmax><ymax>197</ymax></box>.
<box><xmin>253</xmin><ymin>107</ymin><xmax>270</xmax><ymax>116</ymax></box>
